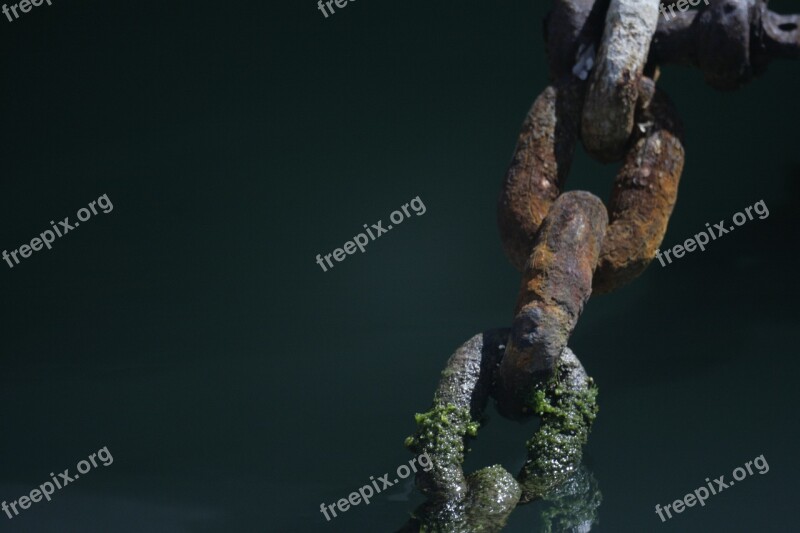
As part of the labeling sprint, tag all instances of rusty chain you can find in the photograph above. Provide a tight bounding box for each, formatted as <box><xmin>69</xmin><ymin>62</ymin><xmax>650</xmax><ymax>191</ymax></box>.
<box><xmin>400</xmin><ymin>1</ymin><xmax>798</xmax><ymax>531</ymax></box>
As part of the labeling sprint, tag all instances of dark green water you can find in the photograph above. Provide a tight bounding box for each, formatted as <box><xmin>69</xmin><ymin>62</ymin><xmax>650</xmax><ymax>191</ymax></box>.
<box><xmin>0</xmin><ymin>1</ymin><xmax>798</xmax><ymax>531</ymax></box>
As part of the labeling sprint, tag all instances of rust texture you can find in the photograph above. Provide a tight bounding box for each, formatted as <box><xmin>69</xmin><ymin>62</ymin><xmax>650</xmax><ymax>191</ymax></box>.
<box><xmin>495</xmin><ymin>191</ymin><xmax>607</xmax><ymax>418</ymax></box>
<box><xmin>497</xmin><ymin>83</ymin><xmax>583</xmax><ymax>272</ymax></box>
<box><xmin>401</xmin><ymin>0</ymin><xmax>800</xmax><ymax>528</ymax></box>
<box><xmin>593</xmin><ymin>86</ymin><xmax>685</xmax><ymax>294</ymax></box>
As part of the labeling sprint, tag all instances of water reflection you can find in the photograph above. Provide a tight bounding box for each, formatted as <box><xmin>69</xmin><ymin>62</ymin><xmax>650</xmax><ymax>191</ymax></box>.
<box><xmin>396</xmin><ymin>464</ymin><xmax>602</xmax><ymax>532</ymax></box>
<box><xmin>537</xmin><ymin>465</ymin><xmax>601</xmax><ymax>533</ymax></box>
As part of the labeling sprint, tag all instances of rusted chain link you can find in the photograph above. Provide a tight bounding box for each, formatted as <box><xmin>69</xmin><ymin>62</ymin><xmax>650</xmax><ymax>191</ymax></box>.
<box><xmin>581</xmin><ymin>0</ymin><xmax>660</xmax><ymax>162</ymax></box>
<box><xmin>400</xmin><ymin>0</ymin><xmax>797</xmax><ymax>530</ymax></box>
<box><xmin>497</xmin><ymin>81</ymin><xmax>685</xmax><ymax>294</ymax></box>
<box><xmin>496</xmin><ymin>191</ymin><xmax>607</xmax><ymax>418</ymax></box>
<box><xmin>594</xmin><ymin>86</ymin><xmax>684</xmax><ymax>293</ymax></box>
<box><xmin>650</xmin><ymin>0</ymin><xmax>800</xmax><ymax>89</ymax></box>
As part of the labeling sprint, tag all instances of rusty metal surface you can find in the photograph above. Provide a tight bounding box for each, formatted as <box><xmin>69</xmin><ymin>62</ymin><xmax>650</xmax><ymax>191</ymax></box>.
<box><xmin>593</xmin><ymin>85</ymin><xmax>685</xmax><ymax>294</ymax></box>
<box><xmin>496</xmin><ymin>191</ymin><xmax>607</xmax><ymax>418</ymax></box>
<box><xmin>403</xmin><ymin>0</ymin><xmax>800</xmax><ymax>529</ymax></box>
<box><xmin>496</xmin><ymin>84</ymin><xmax>583</xmax><ymax>272</ymax></box>
<box><xmin>649</xmin><ymin>0</ymin><xmax>800</xmax><ymax>90</ymax></box>
<box><xmin>545</xmin><ymin>1</ymin><xmax>800</xmax><ymax>92</ymax></box>
<box><xmin>498</xmin><ymin>80</ymin><xmax>684</xmax><ymax>294</ymax></box>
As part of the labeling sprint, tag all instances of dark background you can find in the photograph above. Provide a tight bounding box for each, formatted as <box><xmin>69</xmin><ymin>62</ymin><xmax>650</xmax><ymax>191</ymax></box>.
<box><xmin>0</xmin><ymin>0</ymin><xmax>797</xmax><ymax>531</ymax></box>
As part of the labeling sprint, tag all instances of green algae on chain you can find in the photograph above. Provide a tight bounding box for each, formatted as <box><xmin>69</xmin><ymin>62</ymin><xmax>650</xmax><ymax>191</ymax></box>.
<box><xmin>404</xmin><ymin>403</ymin><xmax>479</xmax><ymax>499</ymax></box>
<box><xmin>405</xmin><ymin>330</ymin><xmax>509</xmax><ymax>499</ymax></box>
<box><xmin>517</xmin><ymin>347</ymin><xmax>599</xmax><ymax>503</ymax></box>
<box><xmin>404</xmin><ymin>403</ymin><xmax>479</xmax><ymax>454</ymax></box>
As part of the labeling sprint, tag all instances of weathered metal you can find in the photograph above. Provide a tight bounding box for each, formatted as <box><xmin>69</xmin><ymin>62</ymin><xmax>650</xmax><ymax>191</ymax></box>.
<box><xmin>649</xmin><ymin>0</ymin><xmax>800</xmax><ymax>90</ymax></box>
<box><xmin>496</xmin><ymin>192</ymin><xmax>607</xmax><ymax>418</ymax></box>
<box><xmin>402</xmin><ymin>334</ymin><xmax>600</xmax><ymax>531</ymax></box>
<box><xmin>546</xmin><ymin>0</ymin><xmax>800</xmax><ymax>91</ymax></box>
<box><xmin>581</xmin><ymin>0</ymin><xmax>661</xmax><ymax>162</ymax></box>
<box><xmin>496</xmin><ymin>84</ymin><xmax>583</xmax><ymax>272</ymax></box>
<box><xmin>593</xmin><ymin>84</ymin><xmax>685</xmax><ymax>293</ymax></box>
<box><xmin>405</xmin><ymin>330</ymin><xmax>508</xmax><ymax>500</ymax></box>
<box><xmin>497</xmin><ymin>82</ymin><xmax>685</xmax><ymax>294</ymax></box>
<box><xmin>401</xmin><ymin>0</ymin><xmax>797</xmax><ymax>530</ymax></box>
<box><xmin>517</xmin><ymin>347</ymin><xmax>599</xmax><ymax>502</ymax></box>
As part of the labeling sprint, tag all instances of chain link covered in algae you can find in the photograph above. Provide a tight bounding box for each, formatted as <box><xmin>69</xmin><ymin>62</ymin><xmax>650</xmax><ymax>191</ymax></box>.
<box><xmin>518</xmin><ymin>348</ymin><xmax>599</xmax><ymax>503</ymax></box>
<box><xmin>400</xmin><ymin>335</ymin><xmax>599</xmax><ymax>532</ymax></box>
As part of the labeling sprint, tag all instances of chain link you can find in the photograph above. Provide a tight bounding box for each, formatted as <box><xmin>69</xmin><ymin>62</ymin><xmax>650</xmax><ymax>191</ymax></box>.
<box><xmin>400</xmin><ymin>1</ymin><xmax>799</xmax><ymax>531</ymax></box>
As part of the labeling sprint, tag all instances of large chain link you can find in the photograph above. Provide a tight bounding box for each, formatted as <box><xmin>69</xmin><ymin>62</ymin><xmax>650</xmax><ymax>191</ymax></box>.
<box><xmin>400</xmin><ymin>1</ymin><xmax>798</xmax><ymax>531</ymax></box>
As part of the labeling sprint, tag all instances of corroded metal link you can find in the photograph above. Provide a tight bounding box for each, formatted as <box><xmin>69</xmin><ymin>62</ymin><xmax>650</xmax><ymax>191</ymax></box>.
<box><xmin>546</xmin><ymin>0</ymin><xmax>800</xmax><ymax>93</ymax></box>
<box><xmin>497</xmin><ymin>83</ymin><xmax>584</xmax><ymax>272</ymax></box>
<box><xmin>495</xmin><ymin>191</ymin><xmax>607</xmax><ymax>418</ymax></box>
<box><xmin>517</xmin><ymin>347</ymin><xmax>598</xmax><ymax>503</ymax></box>
<box><xmin>402</xmin><ymin>332</ymin><xmax>600</xmax><ymax>532</ymax></box>
<box><xmin>581</xmin><ymin>0</ymin><xmax>660</xmax><ymax>162</ymax></box>
<box><xmin>403</xmin><ymin>330</ymin><xmax>521</xmax><ymax>532</ymax></box>
<box><xmin>592</xmin><ymin>85</ymin><xmax>685</xmax><ymax>294</ymax></box>
<box><xmin>405</xmin><ymin>330</ymin><xmax>510</xmax><ymax>500</ymax></box>
<box><xmin>649</xmin><ymin>0</ymin><xmax>800</xmax><ymax>90</ymax></box>
<box><xmin>498</xmin><ymin>83</ymin><xmax>684</xmax><ymax>294</ymax></box>
<box><xmin>401</xmin><ymin>0</ymin><xmax>799</xmax><ymax>528</ymax></box>
<box><xmin>652</xmin><ymin>0</ymin><xmax>761</xmax><ymax>90</ymax></box>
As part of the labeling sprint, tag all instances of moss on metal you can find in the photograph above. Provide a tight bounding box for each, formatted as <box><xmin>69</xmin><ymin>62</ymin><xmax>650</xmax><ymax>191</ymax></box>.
<box><xmin>518</xmin><ymin>348</ymin><xmax>599</xmax><ymax>502</ymax></box>
<box><xmin>404</xmin><ymin>403</ymin><xmax>479</xmax><ymax>498</ymax></box>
